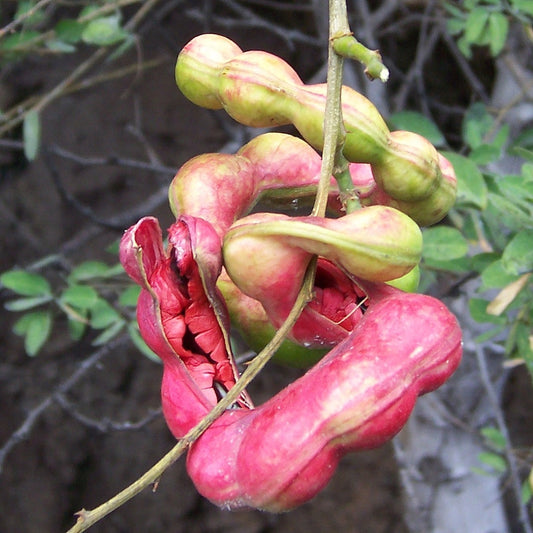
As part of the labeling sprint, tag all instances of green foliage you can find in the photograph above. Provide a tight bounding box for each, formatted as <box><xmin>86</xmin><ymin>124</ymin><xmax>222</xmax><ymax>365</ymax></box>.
<box><xmin>0</xmin><ymin>1</ymin><xmax>133</xmax><ymax>66</ymax></box>
<box><xmin>443</xmin><ymin>0</ymin><xmax>532</xmax><ymax>58</ymax></box>
<box><xmin>400</xmin><ymin>104</ymin><xmax>533</xmax><ymax>380</ymax></box>
<box><xmin>422</xmin><ymin>226</ymin><xmax>469</xmax><ymax>265</ymax></box>
<box><xmin>480</xmin><ymin>426</ymin><xmax>507</xmax><ymax>450</ymax></box>
<box><xmin>477</xmin><ymin>451</ymin><xmax>508</xmax><ymax>473</ymax></box>
<box><xmin>473</xmin><ymin>426</ymin><xmax>533</xmax><ymax>505</ymax></box>
<box><xmin>81</xmin><ymin>14</ymin><xmax>129</xmax><ymax>46</ymax></box>
<box><xmin>13</xmin><ymin>309</ymin><xmax>52</xmax><ymax>356</ymax></box>
<box><xmin>473</xmin><ymin>426</ymin><xmax>508</xmax><ymax>475</ymax></box>
<box><xmin>1</xmin><ymin>257</ymin><xmax>152</xmax><ymax>360</ymax></box>
<box><xmin>0</xmin><ymin>269</ymin><xmax>51</xmax><ymax>296</ymax></box>
<box><xmin>388</xmin><ymin>111</ymin><xmax>446</xmax><ymax>147</ymax></box>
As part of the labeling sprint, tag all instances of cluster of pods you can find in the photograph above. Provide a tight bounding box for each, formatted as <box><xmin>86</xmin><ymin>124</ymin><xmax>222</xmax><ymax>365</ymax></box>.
<box><xmin>119</xmin><ymin>34</ymin><xmax>462</xmax><ymax>512</ymax></box>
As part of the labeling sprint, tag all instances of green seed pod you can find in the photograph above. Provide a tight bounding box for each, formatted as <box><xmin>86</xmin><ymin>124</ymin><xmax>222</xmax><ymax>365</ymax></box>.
<box><xmin>175</xmin><ymin>34</ymin><xmax>457</xmax><ymax>226</ymax></box>
<box><xmin>218</xmin><ymin>51</ymin><xmax>301</xmax><ymax>127</ymax></box>
<box><xmin>175</xmin><ymin>33</ymin><xmax>242</xmax><ymax>109</ymax></box>
<box><xmin>386</xmin><ymin>264</ymin><xmax>420</xmax><ymax>292</ymax></box>
<box><xmin>217</xmin><ymin>272</ymin><xmax>327</xmax><ymax>368</ymax></box>
<box><xmin>373</xmin><ymin>131</ymin><xmax>441</xmax><ymax>202</ymax></box>
<box><xmin>176</xmin><ymin>35</ymin><xmax>391</xmax><ymax>161</ymax></box>
<box><xmin>224</xmin><ymin>207</ymin><xmax>422</xmax><ymax>289</ymax></box>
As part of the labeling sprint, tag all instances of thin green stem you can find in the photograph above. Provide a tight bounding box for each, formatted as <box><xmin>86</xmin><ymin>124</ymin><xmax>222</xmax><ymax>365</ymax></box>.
<box><xmin>66</xmin><ymin>2</ymin><xmax>353</xmax><ymax>531</ymax></box>
<box><xmin>313</xmin><ymin>0</ymin><xmax>364</xmax><ymax>216</ymax></box>
<box><xmin>332</xmin><ymin>34</ymin><xmax>389</xmax><ymax>82</ymax></box>
<box><xmin>334</xmin><ymin>154</ymin><xmax>360</xmax><ymax>214</ymax></box>
<box><xmin>312</xmin><ymin>0</ymin><xmax>349</xmax><ymax>218</ymax></box>
<box><xmin>66</xmin><ymin>263</ymin><xmax>315</xmax><ymax>533</ymax></box>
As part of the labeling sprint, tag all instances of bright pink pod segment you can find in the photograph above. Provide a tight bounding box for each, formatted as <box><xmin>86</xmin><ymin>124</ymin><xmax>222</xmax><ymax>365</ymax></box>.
<box><xmin>119</xmin><ymin>216</ymin><xmax>252</xmax><ymax>438</ymax></box>
<box><xmin>186</xmin><ymin>282</ymin><xmax>462</xmax><ymax>511</ymax></box>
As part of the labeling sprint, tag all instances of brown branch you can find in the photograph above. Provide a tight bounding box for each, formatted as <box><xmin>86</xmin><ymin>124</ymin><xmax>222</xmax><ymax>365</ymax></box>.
<box><xmin>0</xmin><ymin>335</ymin><xmax>129</xmax><ymax>474</ymax></box>
<box><xmin>0</xmin><ymin>0</ymin><xmax>164</xmax><ymax>137</ymax></box>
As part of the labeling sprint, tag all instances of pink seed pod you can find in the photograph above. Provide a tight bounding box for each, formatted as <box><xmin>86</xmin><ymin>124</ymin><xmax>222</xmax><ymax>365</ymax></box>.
<box><xmin>120</xmin><ymin>213</ymin><xmax>462</xmax><ymax>512</ymax></box>
<box><xmin>119</xmin><ymin>215</ymin><xmax>253</xmax><ymax>437</ymax></box>
<box><xmin>186</xmin><ymin>281</ymin><xmax>462</xmax><ymax>511</ymax></box>
<box><xmin>168</xmin><ymin>132</ymin><xmax>343</xmax><ymax>238</ymax></box>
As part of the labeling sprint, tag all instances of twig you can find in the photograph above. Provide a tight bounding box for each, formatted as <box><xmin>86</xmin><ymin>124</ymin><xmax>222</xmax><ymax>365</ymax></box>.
<box><xmin>311</xmin><ymin>0</ymin><xmax>349</xmax><ymax>217</ymax></box>
<box><xmin>46</xmin><ymin>144</ymin><xmax>176</xmax><ymax>175</ymax></box>
<box><xmin>475</xmin><ymin>344</ymin><xmax>533</xmax><ymax>533</ymax></box>
<box><xmin>0</xmin><ymin>48</ymin><xmax>108</xmax><ymax>137</ymax></box>
<box><xmin>240</xmin><ymin>0</ymin><xmax>313</xmax><ymax>11</ymax></box>
<box><xmin>440</xmin><ymin>28</ymin><xmax>490</xmax><ymax>104</ymax></box>
<box><xmin>59</xmin><ymin>184</ymin><xmax>170</xmax><ymax>256</ymax></box>
<box><xmin>0</xmin><ymin>57</ymin><xmax>165</xmax><ymax>126</ymax></box>
<box><xmin>42</xmin><ymin>148</ymin><xmax>127</xmax><ymax>231</ymax></box>
<box><xmin>124</xmin><ymin>0</ymin><xmax>163</xmax><ymax>30</ymax></box>
<box><xmin>393</xmin><ymin>3</ymin><xmax>440</xmax><ymax>112</ymax></box>
<box><xmin>55</xmin><ymin>393</ymin><xmax>162</xmax><ymax>432</ymax></box>
<box><xmin>65</xmin><ymin>1</ymin><xmax>352</xmax><ymax>530</ymax></box>
<box><xmin>360</xmin><ymin>0</ymin><xmax>398</xmax><ymax>32</ymax></box>
<box><xmin>77</xmin><ymin>0</ymin><xmax>143</xmax><ymax>24</ymax></box>
<box><xmin>0</xmin><ymin>335</ymin><xmax>129</xmax><ymax>474</ymax></box>
<box><xmin>0</xmin><ymin>195</ymin><xmax>46</xmax><ymax>254</ymax></box>
<box><xmin>0</xmin><ymin>0</ymin><xmax>163</xmax><ymax>137</ymax></box>
<box><xmin>57</xmin><ymin>134</ymin><xmax>246</xmax><ymax>259</ymax></box>
<box><xmin>0</xmin><ymin>0</ymin><xmax>54</xmax><ymax>39</ymax></box>
<box><xmin>322</xmin><ymin>1</ymin><xmax>374</xmax><ymax>214</ymax></box>
<box><xmin>412</xmin><ymin>0</ymin><xmax>439</xmax><ymax>117</ymax></box>
<box><xmin>185</xmin><ymin>1</ymin><xmax>321</xmax><ymax>51</ymax></box>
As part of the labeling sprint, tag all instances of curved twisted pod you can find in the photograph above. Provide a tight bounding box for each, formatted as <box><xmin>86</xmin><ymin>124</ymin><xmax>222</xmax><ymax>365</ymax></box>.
<box><xmin>116</xmin><ymin>36</ymin><xmax>464</xmax><ymax>512</ymax></box>
<box><xmin>222</xmin><ymin>208</ymin><xmax>421</xmax><ymax>348</ymax></box>
<box><xmin>224</xmin><ymin>208</ymin><xmax>421</xmax><ymax>284</ymax></box>
<box><xmin>120</xmin><ymin>216</ymin><xmax>461</xmax><ymax>512</ymax></box>
<box><xmin>168</xmin><ymin>132</ymin><xmax>344</xmax><ymax>237</ymax></box>
<box><xmin>175</xmin><ymin>34</ymin><xmax>457</xmax><ymax>225</ymax></box>
<box><xmin>187</xmin><ymin>282</ymin><xmax>462</xmax><ymax>511</ymax></box>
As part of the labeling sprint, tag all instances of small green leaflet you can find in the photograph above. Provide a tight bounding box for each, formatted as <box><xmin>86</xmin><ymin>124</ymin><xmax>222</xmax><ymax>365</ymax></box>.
<box><xmin>501</xmin><ymin>230</ymin><xmax>533</xmax><ymax>275</ymax></box>
<box><xmin>422</xmin><ymin>226</ymin><xmax>469</xmax><ymax>261</ymax></box>
<box><xmin>464</xmin><ymin>7</ymin><xmax>489</xmax><ymax>43</ymax></box>
<box><xmin>23</xmin><ymin>110</ymin><xmax>41</xmax><ymax>161</ymax></box>
<box><xmin>13</xmin><ymin>310</ymin><xmax>53</xmax><ymax>356</ymax></box>
<box><xmin>81</xmin><ymin>16</ymin><xmax>128</xmax><ymax>46</ymax></box>
<box><xmin>480</xmin><ymin>426</ymin><xmax>506</xmax><ymax>450</ymax></box>
<box><xmin>488</xmin><ymin>12</ymin><xmax>509</xmax><ymax>56</ymax></box>
<box><xmin>1</xmin><ymin>270</ymin><xmax>51</xmax><ymax>296</ymax></box>
<box><xmin>477</xmin><ymin>451</ymin><xmax>507</xmax><ymax>473</ymax></box>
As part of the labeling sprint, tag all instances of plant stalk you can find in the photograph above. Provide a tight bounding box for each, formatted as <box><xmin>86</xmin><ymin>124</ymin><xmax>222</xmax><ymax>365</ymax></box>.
<box><xmin>66</xmin><ymin>1</ymin><xmax>352</xmax><ymax>530</ymax></box>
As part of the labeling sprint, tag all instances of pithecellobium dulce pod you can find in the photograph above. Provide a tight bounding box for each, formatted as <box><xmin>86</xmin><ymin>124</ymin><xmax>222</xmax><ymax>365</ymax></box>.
<box><xmin>120</xmin><ymin>215</ymin><xmax>253</xmax><ymax>434</ymax></box>
<box><xmin>116</xmin><ymin>29</ymin><xmax>465</xmax><ymax>515</ymax></box>
<box><xmin>349</xmin><ymin>153</ymin><xmax>457</xmax><ymax>226</ymax></box>
<box><xmin>168</xmin><ymin>132</ymin><xmax>343</xmax><ymax>238</ymax></box>
<box><xmin>222</xmin><ymin>208</ymin><xmax>421</xmax><ymax>348</ymax></box>
<box><xmin>175</xmin><ymin>34</ymin><xmax>457</xmax><ymax>225</ymax></box>
<box><xmin>120</xmin><ymin>214</ymin><xmax>462</xmax><ymax>512</ymax></box>
<box><xmin>187</xmin><ymin>282</ymin><xmax>462</xmax><ymax>511</ymax></box>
